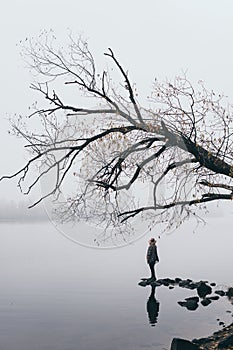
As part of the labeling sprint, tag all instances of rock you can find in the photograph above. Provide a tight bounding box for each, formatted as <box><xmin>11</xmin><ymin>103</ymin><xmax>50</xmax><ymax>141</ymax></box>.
<box><xmin>201</xmin><ymin>298</ymin><xmax>212</xmax><ymax>306</ymax></box>
<box><xmin>140</xmin><ymin>278</ymin><xmax>155</xmax><ymax>285</ymax></box>
<box><xmin>156</xmin><ymin>279</ymin><xmax>164</xmax><ymax>285</ymax></box>
<box><xmin>147</xmin><ymin>277</ymin><xmax>156</xmax><ymax>282</ymax></box>
<box><xmin>138</xmin><ymin>281</ymin><xmax>147</xmax><ymax>287</ymax></box>
<box><xmin>169</xmin><ymin>286</ymin><xmax>174</xmax><ymax>289</ymax></box>
<box><xmin>186</xmin><ymin>303</ymin><xmax>199</xmax><ymax>311</ymax></box>
<box><xmin>163</xmin><ymin>281</ymin><xmax>170</xmax><ymax>286</ymax></box>
<box><xmin>178</xmin><ymin>301</ymin><xmax>187</xmax><ymax>307</ymax></box>
<box><xmin>218</xmin><ymin>334</ymin><xmax>233</xmax><ymax>348</ymax></box>
<box><xmin>226</xmin><ymin>287</ymin><xmax>233</xmax><ymax>297</ymax></box>
<box><xmin>155</xmin><ymin>280</ymin><xmax>164</xmax><ymax>286</ymax></box>
<box><xmin>209</xmin><ymin>295</ymin><xmax>219</xmax><ymax>300</ymax></box>
<box><xmin>192</xmin><ymin>337</ymin><xmax>210</xmax><ymax>345</ymax></box>
<box><xmin>174</xmin><ymin>277</ymin><xmax>182</xmax><ymax>283</ymax></box>
<box><xmin>193</xmin><ymin>322</ymin><xmax>233</xmax><ymax>349</ymax></box>
<box><xmin>157</xmin><ymin>278</ymin><xmax>175</xmax><ymax>286</ymax></box>
<box><xmin>212</xmin><ymin>334</ymin><xmax>221</xmax><ymax>339</ymax></box>
<box><xmin>178</xmin><ymin>298</ymin><xmax>199</xmax><ymax>311</ymax></box>
<box><xmin>164</xmin><ymin>278</ymin><xmax>176</xmax><ymax>284</ymax></box>
<box><xmin>179</xmin><ymin>279</ymin><xmax>192</xmax><ymax>287</ymax></box>
<box><xmin>185</xmin><ymin>296</ymin><xmax>199</xmax><ymax>303</ymax></box>
<box><xmin>197</xmin><ymin>282</ymin><xmax>212</xmax><ymax>298</ymax></box>
<box><xmin>150</xmin><ymin>281</ymin><xmax>162</xmax><ymax>287</ymax></box>
<box><xmin>186</xmin><ymin>283</ymin><xmax>199</xmax><ymax>290</ymax></box>
<box><xmin>210</xmin><ymin>282</ymin><xmax>216</xmax><ymax>286</ymax></box>
<box><xmin>170</xmin><ymin>338</ymin><xmax>200</xmax><ymax>350</ymax></box>
<box><xmin>215</xmin><ymin>290</ymin><xmax>226</xmax><ymax>296</ymax></box>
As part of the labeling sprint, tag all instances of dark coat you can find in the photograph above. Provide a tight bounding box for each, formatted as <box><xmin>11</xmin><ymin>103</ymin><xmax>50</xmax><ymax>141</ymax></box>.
<box><xmin>147</xmin><ymin>245</ymin><xmax>159</xmax><ymax>264</ymax></box>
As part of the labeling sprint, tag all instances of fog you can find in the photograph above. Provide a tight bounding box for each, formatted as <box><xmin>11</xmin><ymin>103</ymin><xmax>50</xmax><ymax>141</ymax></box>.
<box><xmin>0</xmin><ymin>220</ymin><xmax>232</xmax><ymax>350</ymax></box>
<box><xmin>0</xmin><ymin>199</ymin><xmax>47</xmax><ymax>222</ymax></box>
<box><xmin>1</xmin><ymin>0</ymin><xmax>233</xmax><ymax>205</ymax></box>
<box><xmin>0</xmin><ymin>4</ymin><xmax>233</xmax><ymax>347</ymax></box>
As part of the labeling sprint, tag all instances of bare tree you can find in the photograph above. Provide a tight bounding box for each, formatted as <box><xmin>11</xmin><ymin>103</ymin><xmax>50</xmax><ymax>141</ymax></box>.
<box><xmin>2</xmin><ymin>31</ymin><xmax>233</xmax><ymax>243</ymax></box>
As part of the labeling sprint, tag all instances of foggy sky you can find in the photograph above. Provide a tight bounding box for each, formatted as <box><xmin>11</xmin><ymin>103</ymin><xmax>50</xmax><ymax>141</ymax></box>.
<box><xmin>1</xmin><ymin>0</ymin><xmax>233</xmax><ymax>204</ymax></box>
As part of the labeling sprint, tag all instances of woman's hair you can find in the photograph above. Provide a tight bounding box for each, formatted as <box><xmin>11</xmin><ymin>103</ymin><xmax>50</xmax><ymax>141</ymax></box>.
<box><xmin>149</xmin><ymin>238</ymin><xmax>156</xmax><ymax>245</ymax></box>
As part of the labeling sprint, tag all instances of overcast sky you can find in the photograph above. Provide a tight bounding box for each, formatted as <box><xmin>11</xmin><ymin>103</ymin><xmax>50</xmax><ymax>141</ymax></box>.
<box><xmin>1</xmin><ymin>0</ymin><xmax>233</xmax><ymax>204</ymax></box>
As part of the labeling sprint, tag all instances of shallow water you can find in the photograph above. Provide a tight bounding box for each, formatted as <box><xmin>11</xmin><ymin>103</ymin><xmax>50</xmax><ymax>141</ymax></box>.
<box><xmin>0</xmin><ymin>216</ymin><xmax>232</xmax><ymax>350</ymax></box>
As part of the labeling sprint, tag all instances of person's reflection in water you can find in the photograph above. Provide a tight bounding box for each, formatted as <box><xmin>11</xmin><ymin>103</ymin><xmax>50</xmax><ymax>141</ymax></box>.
<box><xmin>146</xmin><ymin>285</ymin><xmax>160</xmax><ymax>327</ymax></box>
<box><xmin>226</xmin><ymin>287</ymin><xmax>233</xmax><ymax>305</ymax></box>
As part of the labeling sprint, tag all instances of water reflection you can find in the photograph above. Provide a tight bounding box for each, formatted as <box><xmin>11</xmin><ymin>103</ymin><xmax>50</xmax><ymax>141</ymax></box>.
<box><xmin>226</xmin><ymin>287</ymin><xmax>233</xmax><ymax>305</ymax></box>
<box><xmin>143</xmin><ymin>283</ymin><xmax>233</xmax><ymax>349</ymax></box>
<box><xmin>146</xmin><ymin>285</ymin><xmax>160</xmax><ymax>327</ymax></box>
<box><xmin>141</xmin><ymin>277</ymin><xmax>233</xmax><ymax>330</ymax></box>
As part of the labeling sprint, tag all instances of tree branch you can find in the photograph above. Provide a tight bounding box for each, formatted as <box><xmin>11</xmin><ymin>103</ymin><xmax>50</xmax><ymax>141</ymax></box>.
<box><xmin>104</xmin><ymin>48</ymin><xmax>144</xmax><ymax>125</ymax></box>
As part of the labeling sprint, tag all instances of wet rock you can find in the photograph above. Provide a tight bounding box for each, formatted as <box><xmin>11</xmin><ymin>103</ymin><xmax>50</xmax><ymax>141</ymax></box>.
<box><xmin>156</xmin><ymin>278</ymin><xmax>173</xmax><ymax>287</ymax></box>
<box><xmin>155</xmin><ymin>279</ymin><xmax>164</xmax><ymax>285</ymax></box>
<box><xmin>209</xmin><ymin>295</ymin><xmax>219</xmax><ymax>300</ymax></box>
<box><xmin>162</xmin><ymin>281</ymin><xmax>170</xmax><ymax>286</ymax></box>
<box><xmin>150</xmin><ymin>281</ymin><xmax>162</xmax><ymax>287</ymax></box>
<box><xmin>193</xmin><ymin>322</ymin><xmax>233</xmax><ymax>349</ymax></box>
<box><xmin>186</xmin><ymin>282</ymin><xmax>199</xmax><ymax>290</ymax></box>
<box><xmin>178</xmin><ymin>298</ymin><xmax>199</xmax><ymax>311</ymax></box>
<box><xmin>192</xmin><ymin>337</ymin><xmax>210</xmax><ymax>345</ymax></box>
<box><xmin>140</xmin><ymin>278</ymin><xmax>154</xmax><ymax>285</ymax></box>
<box><xmin>226</xmin><ymin>287</ymin><xmax>233</xmax><ymax>297</ymax></box>
<box><xmin>170</xmin><ymin>338</ymin><xmax>200</xmax><ymax>350</ymax></box>
<box><xmin>178</xmin><ymin>301</ymin><xmax>187</xmax><ymax>307</ymax></box>
<box><xmin>179</xmin><ymin>279</ymin><xmax>192</xmax><ymax>287</ymax></box>
<box><xmin>174</xmin><ymin>277</ymin><xmax>182</xmax><ymax>284</ymax></box>
<box><xmin>197</xmin><ymin>282</ymin><xmax>212</xmax><ymax>298</ymax></box>
<box><xmin>138</xmin><ymin>281</ymin><xmax>148</xmax><ymax>287</ymax></box>
<box><xmin>152</xmin><ymin>279</ymin><xmax>163</xmax><ymax>287</ymax></box>
<box><xmin>186</xmin><ymin>303</ymin><xmax>199</xmax><ymax>311</ymax></box>
<box><xmin>185</xmin><ymin>296</ymin><xmax>199</xmax><ymax>303</ymax></box>
<box><xmin>147</xmin><ymin>277</ymin><xmax>156</xmax><ymax>282</ymax></box>
<box><xmin>201</xmin><ymin>298</ymin><xmax>212</xmax><ymax>306</ymax></box>
<box><xmin>218</xmin><ymin>334</ymin><xmax>233</xmax><ymax>348</ymax></box>
<box><xmin>165</xmin><ymin>278</ymin><xmax>176</xmax><ymax>284</ymax></box>
<box><xmin>215</xmin><ymin>290</ymin><xmax>226</xmax><ymax>296</ymax></box>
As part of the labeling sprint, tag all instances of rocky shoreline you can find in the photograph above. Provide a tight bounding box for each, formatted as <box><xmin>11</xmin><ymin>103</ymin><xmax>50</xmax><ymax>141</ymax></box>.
<box><xmin>192</xmin><ymin>322</ymin><xmax>233</xmax><ymax>349</ymax></box>
<box><xmin>169</xmin><ymin>322</ymin><xmax>233</xmax><ymax>349</ymax></box>
<box><xmin>139</xmin><ymin>277</ymin><xmax>233</xmax><ymax>311</ymax></box>
<box><xmin>138</xmin><ymin>277</ymin><xmax>233</xmax><ymax>349</ymax></box>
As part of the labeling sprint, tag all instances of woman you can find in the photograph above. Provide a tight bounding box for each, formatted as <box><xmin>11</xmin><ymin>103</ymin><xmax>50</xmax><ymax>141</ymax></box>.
<box><xmin>146</xmin><ymin>238</ymin><xmax>159</xmax><ymax>281</ymax></box>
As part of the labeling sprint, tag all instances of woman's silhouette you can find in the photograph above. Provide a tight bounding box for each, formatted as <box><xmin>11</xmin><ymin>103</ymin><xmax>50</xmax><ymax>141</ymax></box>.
<box><xmin>146</xmin><ymin>238</ymin><xmax>159</xmax><ymax>281</ymax></box>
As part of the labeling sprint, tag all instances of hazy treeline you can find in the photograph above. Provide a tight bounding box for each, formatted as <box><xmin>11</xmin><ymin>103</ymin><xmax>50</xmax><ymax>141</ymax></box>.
<box><xmin>0</xmin><ymin>199</ymin><xmax>48</xmax><ymax>222</ymax></box>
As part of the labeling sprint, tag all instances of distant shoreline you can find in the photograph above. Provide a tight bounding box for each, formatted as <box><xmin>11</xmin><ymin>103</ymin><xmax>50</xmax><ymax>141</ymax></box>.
<box><xmin>0</xmin><ymin>218</ymin><xmax>49</xmax><ymax>223</ymax></box>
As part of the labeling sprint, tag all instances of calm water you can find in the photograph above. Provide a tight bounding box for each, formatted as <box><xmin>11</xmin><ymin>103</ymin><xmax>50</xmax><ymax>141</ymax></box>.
<box><xmin>0</xmin><ymin>215</ymin><xmax>232</xmax><ymax>350</ymax></box>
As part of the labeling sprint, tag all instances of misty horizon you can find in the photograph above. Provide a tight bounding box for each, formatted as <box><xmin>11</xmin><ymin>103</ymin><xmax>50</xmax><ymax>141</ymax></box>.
<box><xmin>0</xmin><ymin>199</ymin><xmax>48</xmax><ymax>222</ymax></box>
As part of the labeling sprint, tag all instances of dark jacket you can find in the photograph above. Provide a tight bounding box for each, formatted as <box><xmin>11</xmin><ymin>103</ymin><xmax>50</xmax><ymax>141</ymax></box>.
<box><xmin>147</xmin><ymin>245</ymin><xmax>159</xmax><ymax>264</ymax></box>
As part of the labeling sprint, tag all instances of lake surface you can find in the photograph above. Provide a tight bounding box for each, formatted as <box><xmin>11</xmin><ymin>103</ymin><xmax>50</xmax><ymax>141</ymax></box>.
<box><xmin>0</xmin><ymin>214</ymin><xmax>232</xmax><ymax>350</ymax></box>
